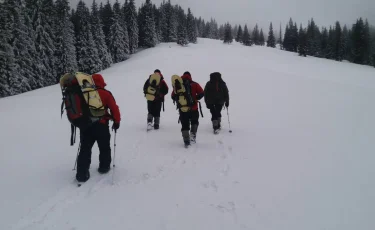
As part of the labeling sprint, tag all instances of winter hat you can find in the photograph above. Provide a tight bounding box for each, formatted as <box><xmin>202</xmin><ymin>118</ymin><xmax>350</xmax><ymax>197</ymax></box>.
<box><xmin>183</xmin><ymin>71</ymin><xmax>191</xmax><ymax>76</ymax></box>
<box><xmin>154</xmin><ymin>69</ymin><xmax>161</xmax><ymax>73</ymax></box>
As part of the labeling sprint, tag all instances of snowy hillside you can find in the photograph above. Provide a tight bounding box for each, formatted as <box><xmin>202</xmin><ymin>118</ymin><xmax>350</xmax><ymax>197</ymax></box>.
<box><xmin>1</xmin><ymin>38</ymin><xmax>375</xmax><ymax>230</ymax></box>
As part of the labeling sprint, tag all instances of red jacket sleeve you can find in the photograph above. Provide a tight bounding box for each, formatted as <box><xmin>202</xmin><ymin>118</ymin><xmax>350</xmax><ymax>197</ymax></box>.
<box><xmin>103</xmin><ymin>91</ymin><xmax>121</xmax><ymax>123</ymax></box>
<box><xmin>195</xmin><ymin>83</ymin><xmax>204</xmax><ymax>100</ymax></box>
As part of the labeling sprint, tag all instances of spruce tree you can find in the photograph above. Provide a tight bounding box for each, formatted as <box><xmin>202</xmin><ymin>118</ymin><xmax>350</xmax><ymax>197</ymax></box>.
<box><xmin>0</xmin><ymin>3</ymin><xmax>16</xmax><ymax>97</ymax></box>
<box><xmin>278</xmin><ymin>23</ymin><xmax>283</xmax><ymax>48</ymax></box>
<box><xmin>298</xmin><ymin>24</ymin><xmax>307</xmax><ymax>57</ymax></box>
<box><xmin>91</xmin><ymin>0</ymin><xmax>112</xmax><ymax>69</ymax></box>
<box><xmin>55</xmin><ymin>0</ymin><xmax>78</xmax><ymax>78</ymax></box>
<box><xmin>186</xmin><ymin>8</ymin><xmax>197</xmax><ymax>43</ymax></box>
<box><xmin>3</xmin><ymin>0</ymin><xmax>33</xmax><ymax>94</ymax></box>
<box><xmin>259</xmin><ymin>29</ymin><xmax>265</xmax><ymax>46</ymax></box>
<box><xmin>242</xmin><ymin>24</ymin><xmax>252</xmax><ymax>46</ymax></box>
<box><xmin>236</xmin><ymin>25</ymin><xmax>243</xmax><ymax>43</ymax></box>
<box><xmin>341</xmin><ymin>25</ymin><xmax>349</xmax><ymax>61</ymax></box>
<box><xmin>351</xmin><ymin>18</ymin><xmax>366</xmax><ymax>64</ymax></box>
<box><xmin>74</xmin><ymin>1</ymin><xmax>101</xmax><ymax>74</ymax></box>
<box><xmin>153</xmin><ymin>4</ymin><xmax>162</xmax><ymax>43</ymax></box>
<box><xmin>320</xmin><ymin>27</ymin><xmax>328</xmax><ymax>58</ymax></box>
<box><xmin>108</xmin><ymin>13</ymin><xmax>128</xmax><ymax>63</ymax></box>
<box><xmin>252</xmin><ymin>24</ymin><xmax>260</xmax><ymax>45</ymax></box>
<box><xmin>138</xmin><ymin>0</ymin><xmax>157</xmax><ymax>47</ymax></box>
<box><xmin>168</xmin><ymin>5</ymin><xmax>179</xmax><ymax>41</ymax></box>
<box><xmin>223</xmin><ymin>22</ymin><xmax>233</xmax><ymax>44</ymax></box>
<box><xmin>233</xmin><ymin>25</ymin><xmax>238</xmax><ymax>39</ymax></box>
<box><xmin>125</xmin><ymin>0</ymin><xmax>139</xmax><ymax>53</ymax></box>
<box><xmin>306</xmin><ymin>18</ymin><xmax>322</xmax><ymax>57</ymax></box>
<box><xmin>24</xmin><ymin>0</ymin><xmax>57</xmax><ymax>87</ymax></box>
<box><xmin>326</xmin><ymin>26</ymin><xmax>335</xmax><ymax>59</ymax></box>
<box><xmin>177</xmin><ymin>23</ymin><xmax>188</xmax><ymax>46</ymax></box>
<box><xmin>364</xmin><ymin>19</ymin><xmax>371</xmax><ymax>65</ymax></box>
<box><xmin>333</xmin><ymin>21</ymin><xmax>343</xmax><ymax>61</ymax></box>
<box><xmin>267</xmin><ymin>22</ymin><xmax>276</xmax><ymax>47</ymax></box>
<box><xmin>101</xmin><ymin>0</ymin><xmax>114</xmax><ymax>43</ymax></box>
<box><xmin>218</xmin><ymin>24</ymin><xmax>225</xmax><ymax>40</ymax></box>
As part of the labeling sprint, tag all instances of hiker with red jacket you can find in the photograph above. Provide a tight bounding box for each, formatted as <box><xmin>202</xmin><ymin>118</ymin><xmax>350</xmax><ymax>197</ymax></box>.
<box><xmin>171</xmin><ymin>71</ymin><xmax>204</xmax><ymax>146</ymax></box>
<box><xmin>204</xmin><ymin>72</ymin><xmax>229</xmax><ymax>133</ymax></box>
<box><xmin>76</xmin><ymin>73</ymin><xmax>121</xmax><ymax>183</ymax></box>
<box><xmin>143</xmin><ymin>69</ymin><xmax>169</xmax><ymax>130</ymax></box>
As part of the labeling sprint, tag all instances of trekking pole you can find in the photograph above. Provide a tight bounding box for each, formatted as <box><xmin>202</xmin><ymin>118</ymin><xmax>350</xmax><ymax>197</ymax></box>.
<box><xmin>73</xmin><ymin>141</ymin><xmax>81</xmax><ymax>171</ymax></box>
<box><xmin>226</xmin><ymin>107</ymin><xmax>232</xmax><ymax>133</ymax></box>
<box><xmin>113</xmin><ymin>130</ymin><xmax>117</xmax><ymax>168</ymax></box>
<box><xmin>112</xmin><ymin>130</ymin><xmax>117</xmax><ymax>185</ymax></box>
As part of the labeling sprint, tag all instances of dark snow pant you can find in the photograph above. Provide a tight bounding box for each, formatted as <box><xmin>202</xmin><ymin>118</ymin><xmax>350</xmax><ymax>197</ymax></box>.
<box><xmin>209</xmin><ymin>104</ymin><xmax>224</xmax><ymax>121</ymax></box>
<box><xmin>77</xmin><ymin>122</ymin><xmax>111</xmax><ymax>176</ymax></box>
<box><xmin>147</xmin><ymin>100</ymin><xmax>162</xmax><ymax>122</ymax></box>
<box><xmin>179</xmin><ymin>110</ymin><xmax>200</xmax><ymax>131</ymax></box>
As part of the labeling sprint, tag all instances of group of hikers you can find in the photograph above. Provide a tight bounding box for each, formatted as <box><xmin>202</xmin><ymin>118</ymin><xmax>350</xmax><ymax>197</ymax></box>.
<box><xmin>60</xmin><ymin>70</ymin><xmax>229</xmax><ymax>183</ymax></box>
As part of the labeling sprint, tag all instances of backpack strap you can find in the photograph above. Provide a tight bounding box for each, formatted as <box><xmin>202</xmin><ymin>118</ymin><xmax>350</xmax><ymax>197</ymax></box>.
<box><xmin>70</xmin><ymin>124</ymin><xmax>77</xmax><ymax>146</ymax></box>
<box><xmin>198</xmin><ymin>101</ymin><xmax>204</xmax><ymax>118</ymax></box>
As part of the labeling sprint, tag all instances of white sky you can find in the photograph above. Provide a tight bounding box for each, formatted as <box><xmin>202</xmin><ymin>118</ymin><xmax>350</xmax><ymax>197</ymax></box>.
<box><xmin>69</xmin><ymin>0</ymin><xmax>375</xmax><ymax>32</ymax></box>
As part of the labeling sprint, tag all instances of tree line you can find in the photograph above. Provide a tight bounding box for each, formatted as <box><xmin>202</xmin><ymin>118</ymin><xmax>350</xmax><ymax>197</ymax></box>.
<box><xmin>226</xmin><ymin>18</ymin><xmax>375</xmax><ymax>68</ymax></box>
<box><xmin>0</xmin><ymin>0</ymin><xmax>216</xmax><ymax>98</ymax></box>
<box><xmin>1</xmin><ymin>0</ymin><xmax>374</xmax><ymax>98</ymax></box>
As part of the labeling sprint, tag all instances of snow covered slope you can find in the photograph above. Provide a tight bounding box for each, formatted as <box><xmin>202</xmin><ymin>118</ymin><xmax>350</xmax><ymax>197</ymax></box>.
<box><xmin>1</xmin><ymin>38</ymin><xmax>375</xmax><ymax>230</ymax></box>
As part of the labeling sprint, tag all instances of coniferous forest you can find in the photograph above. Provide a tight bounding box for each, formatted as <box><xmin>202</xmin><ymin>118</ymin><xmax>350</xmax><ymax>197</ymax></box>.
<box><xmin>0</xmin><ymin>0</ymin><xmax>374</xmax><ymax>98</ymax></box>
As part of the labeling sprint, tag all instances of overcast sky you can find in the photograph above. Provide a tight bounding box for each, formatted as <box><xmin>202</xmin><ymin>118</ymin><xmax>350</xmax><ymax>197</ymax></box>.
<box><xmin>69</xmin><ymin>0</ymin><xmax>375</xmax><ymax>32</ymax></box>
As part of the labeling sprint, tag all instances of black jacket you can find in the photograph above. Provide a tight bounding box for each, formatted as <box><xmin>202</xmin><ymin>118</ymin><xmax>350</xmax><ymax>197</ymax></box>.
<box><xmin>204</xmin><ymin>72</ymin><xmax>229</xmax><ymax>105</ymax></box>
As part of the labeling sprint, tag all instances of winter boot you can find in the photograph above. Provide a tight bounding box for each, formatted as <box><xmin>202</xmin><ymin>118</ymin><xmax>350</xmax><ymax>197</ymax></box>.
<box><xmin>182</xmin><ymin>130</ymin><xmax>190</xmax><ymax>147</ymax></box>
<box><xmin>190</xmin><ymin>124</ymin><xmax>198</xmax><ymax>143</ymax></box>
<box><xmin>147</xmin><ymin>114</ymin><xmax>153</xmax><ymax>130</ymax></box>
<box><xmin>212</xmin><ymin>120</ymin><xmax>219</xmax><ymax>133</ymax></box>
<box><xmin>76</xmin><ymin>170</ymin><xmax>90</xmax><ymax>182</ymax></box>
<box><xmin>154</xmin><ymin>117</ymin><xmax>160</xmax><ymax>130</ymax></box>
<box><xmin>98</xmin><ymin>165</ymin><xmax>110</xmax><ymax>174</ymax></box>
<box><xmin>218</xmin><ymin>117</ymin><xmax>222</xmax><ymax>129</ymax></box>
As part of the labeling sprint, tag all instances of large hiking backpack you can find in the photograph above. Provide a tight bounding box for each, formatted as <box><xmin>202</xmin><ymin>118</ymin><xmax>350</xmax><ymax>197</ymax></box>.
<box><xmin>171</xmin><ymin>75</ymin><xmax>194</xmax><ymax>112</ymax></box>
<box><xmin>145</xmin><ymin>73</ymin><xmax>162</xmax><ymax>101</ymax></box>
<box><xmin>60</xmin><ymin>72</ymin><xmax>106</xmax><ymax>145</ymax></box>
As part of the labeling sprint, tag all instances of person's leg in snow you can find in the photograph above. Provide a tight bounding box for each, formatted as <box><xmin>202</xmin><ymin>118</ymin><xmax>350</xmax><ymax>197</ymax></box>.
<box><xmin>76</xmin><ymin>126</ymin><xmax>95</xmax><ymax>182</ymax></box>
<box><xmin>147</xmin><ymin>101</ymin><xmax>154</xmax><ymax>124</ymax></box>
<box><xmin>153</xmin><ymin>100</ymin><xmax>162</xmax><ymax>129</ymax></box>
<box><xmin>210</xmin><ymin>105</ymin><xmax>220</xmax><ymax>131</ymax></box>
<box><xmin>96</xmin><ymin>123</ymin><xmax>112</xmax><ymax>174</ymax></box>
<box><xmin>216</xmin><ymin>104</ymin><xmax>224</xmax><ymax>129</ymax></box>
<box><xmin>190</xmin><ymin>110</ymin><xmax>199</xmax><ymax>143</ymax></box>
<box><xmin>180</xmin><ymin>111</ymin><xmax>191</xmax><ymax>145</ymax></box>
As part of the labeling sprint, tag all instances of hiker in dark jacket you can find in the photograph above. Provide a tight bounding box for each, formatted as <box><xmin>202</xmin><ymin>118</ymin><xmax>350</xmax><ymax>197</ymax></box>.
<box><xmin>76</xmin><ymin>73</ymin><xmax>121</xmax><ymax>183</ymax></box>
<box><xmin>143</xmin><ymin>69</ymin><xmax>169</xmax><ymax>129</ymax></box>
<box><xmin>204</xmin><ymin>72</ymin><xmax>229</xmax><ymax>132</ymax></box>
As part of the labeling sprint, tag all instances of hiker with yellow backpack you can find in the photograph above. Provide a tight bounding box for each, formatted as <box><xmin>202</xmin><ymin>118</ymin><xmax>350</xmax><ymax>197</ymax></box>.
<box><xmin>171</xmin><ymin>71</ymin><xmax>204</xmax><ymax>147</ymax></box>
<box><xmin>143</xmin><ymin>69</ymin><xmax>169</xmax><ymax>131</ymax></box>
<box><xmin>60</xmin><ymin>72</ymin><xmax>121</xmax><ymax>184</ymax></box>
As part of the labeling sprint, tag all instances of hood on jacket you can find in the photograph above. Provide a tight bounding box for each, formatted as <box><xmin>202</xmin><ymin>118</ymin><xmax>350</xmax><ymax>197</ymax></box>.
<box><xmin>92</xmin><ymin>73</ymin><xmax>107</xmax><ymax>88</ymax></box>
<box><xmin>181</xmin><ymin>71</ymin><xmax>192</xmax><ymax>82</ymax></box>
<box><xmin>209</xmin><ymin>72</ymin><xmax>222</xmax><ymax>82</ymax></box>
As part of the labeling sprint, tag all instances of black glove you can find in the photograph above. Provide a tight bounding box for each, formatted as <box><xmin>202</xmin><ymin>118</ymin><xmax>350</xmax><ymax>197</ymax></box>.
<box><xmin>225</xmin><ymin>101</ymin><xmax>229</xmax><ymax>108</ymax></box>
<box><xmin>112</xmin><ymin>122</ymin><xmax>120</xmax><ymax>131</ymax></box>
<box><xmin>206</xmin><ymin>104</ymin><xmax>212</xmax><ymax>109</ymax></box>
